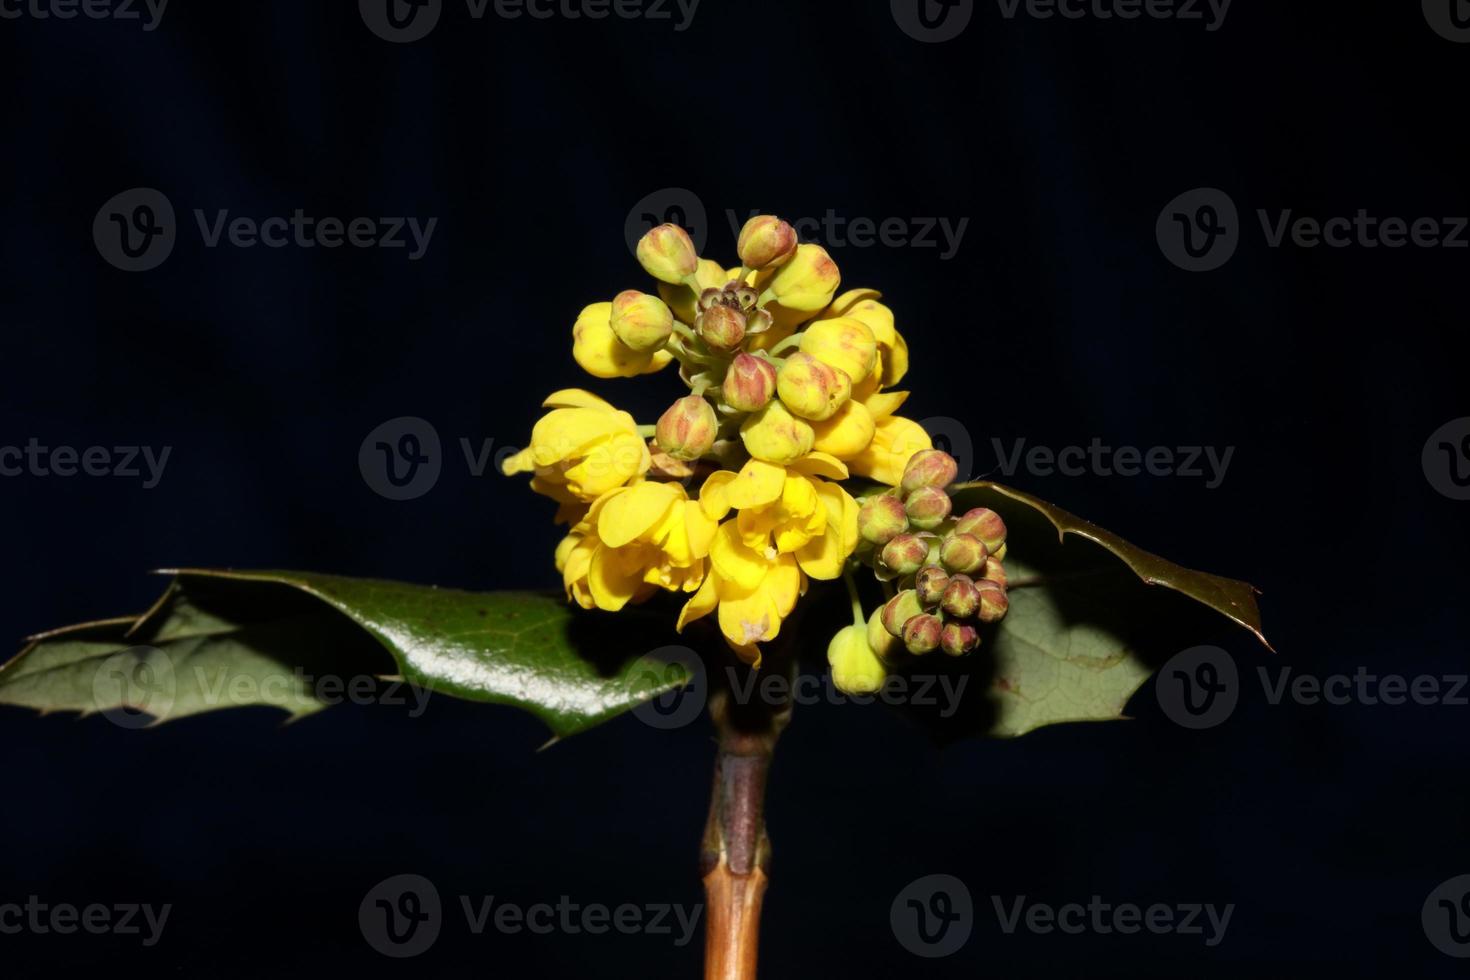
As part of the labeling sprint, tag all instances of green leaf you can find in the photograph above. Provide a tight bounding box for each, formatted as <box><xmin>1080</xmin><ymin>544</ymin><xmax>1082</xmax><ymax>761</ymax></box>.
<box><xmin>0</xmin><ymin>570</ymin><xmax>689</xmax><ymax>738</ymax></box>
<box><xmin>905</xmin><ymin>482</ymin><xmax>1269</xmax><ymax>739</ymax></box>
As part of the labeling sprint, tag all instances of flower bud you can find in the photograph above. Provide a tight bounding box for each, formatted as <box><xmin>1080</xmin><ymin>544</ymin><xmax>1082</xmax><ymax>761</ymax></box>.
<box><xmin>636</xmin><ymin>224</ymin><xmax>699</xmax><ymax>284</ymax></box>
<box><xmin>939</xmin><ymin>532</ymin><xmax>988</xmax><ymax>575</ymax></box>
<box><xmin>737</xmin><ymin>215</ymin><xmax>798</xmax><ymax>270</ymax></box>
<box><xmin>880</xmin><ymin>534</ymin><xmax>928</xmax><ymax>577</ymax></box>
<box><xmin>777</xmin><ymin>352</ymin><xmax>850</xmax><ymax>421</ymax></box>
<box><xmin>980</xmin><ymin>557</ymin><xmax>1007</xmax><ymax>588</ymax></box>
<box><xmin>954</xmin><ymin>507</ymin><xmax>1007</xmax><ymax>553</ymax></box>
<box><xmin>697</xmin><ymin>304</ymin><xmax>746</xmax><ymax>354</ymax></box>
<box><xmin>881</xmin><ymin>589</ymin><xmax>925</xmax><ymax>638</ymax></box>
<box><xmin>904</xmin><ymin>485</ymin><xmax>952</xmax><ymax>530</ymax></box>
<box><xmin>655</xmin><ymin>395</ymin><xmax>718</xmax><ymax>461</ymax></box>
<box><xmin>867</xmin><ymin>608</ymin><xmax>898</xmax><ymax>662</ymax></box>
<box><xmin>609</xmin><ymin>290</ymin><xmax>673</xmax><ymax>352</ymax></box>
<box><xmin>940</xmin><ymin>621</ymin><xmax>980</xmax><ymax>657</ymax></box>
<box><xmin>974</xmin><ymin>579</ymin><xmax>1010</xmax><ymax>623</ymax></box>
<box><xmin>721</xmin><ymin>353</ymin><xmax>778</xmax><ymax>412</ymax></box>
<box><xmin>762</xmin><ymin>244</ymin><xmax>840</xmax><ymax>312</ymax></box>
<box><xmin>901</xmin><ymin>449</ymin><xmax>959</xmax><ymax>494</ymax></box>
<box><xmin>827</xmin><ymin>624</ymin><xmax>887</xmax><ymax>695</ymax></box>
<box><xmin>858</xmin><ymin>494</ymin><xmax>908</xmax><ymax>546</ymax></box>
<box><xmin>799</xmin><ymin>316</ymin><xmax>877</xmax><ymax>385</ymax></box>
<box><xmin>940</xmin><ymin>574</ymin><xmax>981</xmax><ymax>619</ymax></box>
<box><xmin>915</xmin><ymin>565</ymin><xmax>950</xmax><ymax>607</ymax></box>
<box><xmin>739</xmin><ymin>399</ymin><xmax>815</xmax><ymax>465</ymax></box>
<box><xmin>902</xmin><ymin>613</ymin><xmax>943</xmax><ymax>655</ymax></box>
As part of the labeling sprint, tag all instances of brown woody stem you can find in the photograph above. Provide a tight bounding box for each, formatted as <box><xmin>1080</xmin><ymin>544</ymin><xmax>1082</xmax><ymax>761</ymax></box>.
<box><xmin>700</xmin><ymin>677</ymin><xmax>790</xmax><ymax>980</ymax></box>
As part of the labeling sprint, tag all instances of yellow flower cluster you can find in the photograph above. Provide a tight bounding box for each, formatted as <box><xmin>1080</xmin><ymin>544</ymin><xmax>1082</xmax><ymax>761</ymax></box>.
<box><xmin>503</xmin><ymin>215</ymin><xmax>933</xmax><ymax>664</ymax></box>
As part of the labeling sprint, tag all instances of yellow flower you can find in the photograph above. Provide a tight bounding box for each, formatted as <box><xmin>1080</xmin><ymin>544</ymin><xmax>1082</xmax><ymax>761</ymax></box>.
<box><xmin>818</xmin><ymin>289</ymin><xmax>908</xmax><ymax>393</ymax></box>
<box><xmin>846</xmin><ymin>390</ymin><xmax>932</xmax><ymax>485</ymax></box>
<box><xmin>572</xmin><ymin>302</ymin><xmax>674</xmax><ymax>379</ymax></box>
<box><xmin>739</xmin><ymin>399</ymin><xmax>815</xmax><ymax>465</ymax></box>
<box><xmin>799</xmin><ymin>316</ymin><xmax>877</xmax><ymax>385</ymax></box>
<box><xmin>502</xmin><ymin>389</ymin><xmax>651</xmax><ymax>515</ymax></box>
<box><xmin>677</xmin><ymin>522</ymin><xmax>805</xmax><ymax>664</ymax></box>
<box><xmin>560</xmin><ymin>481</ymin><xmax>717</xmax><ymax>611</ymax></box>
<box><xmin>697</xmin><ymin>455</ymin><xmax>859</xmax><ymax>581</ymax></box>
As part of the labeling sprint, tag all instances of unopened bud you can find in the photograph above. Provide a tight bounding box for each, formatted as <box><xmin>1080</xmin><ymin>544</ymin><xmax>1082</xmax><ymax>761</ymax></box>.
<box><xmin>940</xmin><ymin>532</ymin><xmax>988</xmax><ymax>575</ymax></box>
<box><xmin>902</xmin><ymin>614</ymin><xmax>943</xmax><ymax>655</ymax></box>
<box><xmin>636</xmin><ymin>223</ymin><xmax>699</xmax><ymax>284</ymax></box>
<box><xmin>858</xmin><ymin>494</ymin><xmax>908</xmax><ymax>546</ymax></box>
<box><xmin>975</xmin><ymin>580</ymin><xmax>1010</xmax><ymax>623</ymax></box>
<box><xmin>940</xmin><ymin>621</ymin><xmax>980</xmax><ymax>657</ymax></box>
<box><xmin>901</xmin><ymin>449</ymin><xmax>959</xmax><ymax>493</ymax></box>
<box><xmin>739</xmin><ymin>399</ymin><xmax>815</xmax><ymax>465</ymax></box>
<box><xmin>827</xmin><ymin>624</ymin><xmax>887</xmax><ymax>695</ymax></box>
<box><xmin>867</xmin><ymin>608</ymin><xmax>898</xmax><ymax>662</ymax></box>
<box><xmin>954</xmin><ymin>507</ymin><xmax>1007</xmax><ymax>553</ymax></box>
<box><xmin>940</xmin><ymin>574</ymin><xmax>981</xmax><ymax>619</ymax></box>
<box><xmin>799</xmin><ymin>316</ymin><xmax>877</xmax><ymax>385</ymax></box>
<box><xmin>880</xmin><ymin>534</ymin><xmax>928</xmax><ymax>577</ymax></box>
<box><xmin>609</xmin><ymin>290</ymin><xmax>673</xmax><ymax>352</ymax></box>
<box><xmin>881</xmin><ymin>590</ymin><xmax>925</xmax><ymax>639</ymax></box>
<box><xmin>980</xmin><ymin>557</ymin><xmax>1007</xmax><ymax>588</ymax></box>
<box><xmin>655</xmin><ymin>395</ymin><xmax>718</xmax><ymax>461</ymax></box>
<box><xmin>915</xmin><ymin>565</ymin><xmax>950</xmax><ymax>607</ymax></box>
<box><xmin>904</xmin><ymin>485</ymin><xmax>952</xmax><ymax>530</ymax></box>
<box><xmin>763</xmin><ymin>243</ymin><xmax>840</xmax><ymax>311</ymax></box>
<box><xmin>777</xmin><ymin>352</ymin><xmax>850</xmax><ymax>421</ymax></box>
<box><xmin>737</xmin><ymin>215</ymin><xmax>798</xmax><ymax>270</ymax></box>
<box><xmin>722</xmin><ymin>353</ymin><xmax>777</xmax><ymax>412</ymax></box>
<box><xmin>697</xmin><ymin>304</ymin><xmax>746</xmax><ymax>354</ymax></box>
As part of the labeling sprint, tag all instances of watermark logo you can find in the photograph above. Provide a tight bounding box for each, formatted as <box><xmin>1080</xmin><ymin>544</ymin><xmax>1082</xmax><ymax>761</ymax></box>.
<box><xmin>625</xmin><ymin>187</ymin><xmax>708</xmax><ymax>260</ymax></box>
<box><xmin>360</xmin><ymin>874</ymin><xmax>443</xmax><ymax>958</ymax></box>
<box><xmin>1423</xmin><ymin>417</ymin><xmax>1470</xmax><ymax>501</ymax></box>
<box><xmin>360</xmin><ymin>417</ymin><xmax>443</xmax><ymax>500</ymax></box>
<box><xmin>1424</xmin><ymin>0</ymin><xmax>1470</xmax><ymax>42</ymax></box>
<box><xmin>0</xmin><ymin>0</ymin><xmax>168</xmax><ymax>31</ymax></box>
<box><xmin>891</xmin><ymin>0</ymin><xmax>974</xmax><ymax>42</ymax></box>
<box><xmin>1156</xmin><ymin>187</ymin><xmax>1238</xmax><ymax>272</ymax></box>
<box><xmin>94</xmin><ymin>188</ymin><xmax>176</xmax><ymax>272</ymax></box>
<box><xmin>628</xmin><ymin>646</ymin><xmax>707</xmax><ymax>731</ymax></box>
<box><xmin>91</xmin><ymin>647</ymin><xmax>177</xmax><ymax>729</ymax></box>
<box><xmin>891</xmin><ymin>874</ymin><xmax>973</xmax><ymax>957</ymax></box>
<box><xmin>1156</xmin><ymin>645</ymin><xmax>1238</xmax><ymax>729</ymax></box>
<box><xmin>1424</xmin><ymin>875</ymin><xmax>1470</xmax><ymax>958</ymax></box>
<box><xmin>921</xmin><ymin>417</ymin><xmax>977</xmax><ymax>483</ymax></box>
<box><xmin>360</xmin><ymin>0</ymin><xmax>443</xmax><ymax>42</ymax></box>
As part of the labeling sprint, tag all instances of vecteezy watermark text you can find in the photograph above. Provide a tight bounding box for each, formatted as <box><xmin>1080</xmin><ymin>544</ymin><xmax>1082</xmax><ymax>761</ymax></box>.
<box><xmin>0</xmin><ymin>440</ymin><xmax>170</xmax><ymax>488</ymax></box>
<box><xmin>991</xmin><ymin>437</ymin><xmax>1234</xmax><ymax>488</ymax></box>
<box><xmin>723</xmin><ymin>209</ymin><xmax>970</xmax><ymax>260</ymax></box>
<box><xmin>359</xmin><ymin>0</ymin><xmax>699</xmax><ymax>43</ymax></box>
<box><xmin>992</xmin><ymin>895</ymin><xmax>1234</xmax><ymax>947</ymax></box>
<box><xmin>0</xmin><ymin>897</ymin><xmax>171</xmax><ymax>946</ymax></box>
<box><xmin>0</xmin><ymin>0</ymin><xmax>167</xmax><ymax>30</ymax></box>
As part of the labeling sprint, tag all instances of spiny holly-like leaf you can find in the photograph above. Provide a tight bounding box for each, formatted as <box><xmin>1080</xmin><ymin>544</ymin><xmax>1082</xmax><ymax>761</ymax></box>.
<box><xmin>0</xmin><ymin>570</ymin><xmax>689</xmax><ymax>738</ymax></box>
<box><xmin>897</xmin><ymin>483</ymin><xmax>1269</xmax><ymax>739</ymax></box>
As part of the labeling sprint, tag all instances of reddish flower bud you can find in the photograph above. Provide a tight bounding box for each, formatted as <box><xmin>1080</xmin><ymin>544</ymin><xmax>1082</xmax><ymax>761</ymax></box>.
<box><xmin>737</xmin><ymin>215</ymin><xmax>798</xmax><ymax>270</ymax></box>
<box><xmin>980</xmin><ymin>557</ymin><xmax>1007</xmax><ymax>588</ymax></box>
<box><xmin>722</xmin><ymin>353</ymin><xmax>778</xmax><ymax>412</ymax></box>
<box><xmin>940</xmin><ymin>574</ymin><xmax>981</xmax><ymax>619</ymax></box>
<box><xmin>636</xmin><ymin>223</ymin><xmax>699</xmax><ymax>284</ymax></box>
<box><xmin>904</xmin><ymin>485</ymin><xmax>952</xmax><ymax>530</ymax></box>
<box><xmin>915</xmin><ymin>565</ymin><xmax>950</xmax><ymax>607</ymax></box>
<box><xmin>900</xmin><ymin>449</ymin><xmax>958</xmax><ymax>493</ymax></box>
<box><xmin>655</xmin><ymin>395</ymin><xmax>718</xmax><ymax>461</ymax></box>
<box><xmin>880</xmin><ymin>534</ymin><xmax>928</xmax><ymax>577</ymax></box>
<box><xmin>881</xmin><ymin>589</ymin><xmax>925</xmax><ymax>638</ymax></box>
<box><xmin>697</xmin><ymin>304</ymin><xmax>746</xmax><ymax>354</ymax></box>
<box><xmin>858</xmin><ymin>494</ymin><xmax>909</xmax><ymax>546</ymax></box>
<box><xmin>902</xmin><ymin>614</ymin><xmax>943</xmax><ymax>655</ymax></box>
<box><xmin>974</xmin><ymin>579</ymin><xmax>1010</xmax><ymax>623</ymax></box>
<box><xmin>940</xmin><ymin>532</ymin><xmax>988</xmax><ymax>575</ymax></box>
<box><xmin>954</xmin><ymin>507</ymin><xmax>1007</xmax><ymax>553</ymax></box>
<box><xmin>940</xmin><ymin>621</ymin><xmax>980</xmax><ymax>657</ymax></box>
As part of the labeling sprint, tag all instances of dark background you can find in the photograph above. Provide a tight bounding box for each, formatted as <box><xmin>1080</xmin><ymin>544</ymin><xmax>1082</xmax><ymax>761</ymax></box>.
<box><xmin>2</xmin><ymin>1</ymin><xmax>1467</xmax><ymax>976</ymax></box>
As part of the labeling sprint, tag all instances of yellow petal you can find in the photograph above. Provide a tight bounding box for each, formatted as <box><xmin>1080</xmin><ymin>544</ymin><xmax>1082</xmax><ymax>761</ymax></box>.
<box><xmin>597</xmin><ymin>481</ymin><xmax>678</xmax><ymax>548</ymax></box>
<box><xmin>799</xmin><ymin>316</ymin><xmax>877</xmax><ymax>384</ymax></box>
<box><xmin>541</xmin><ymin>388</ymin><xmax>615</xmax><ymax>411</ymax></box>
<box><xmin>501</xmin><ymin>446</ymin><xmax>537</xmax><ymax>476</ymax></box>
<box><xmin>717</xmin><ymin>585</ymin><xmax>781</xmax><ymax>648</ymax></box>
<box><xmin>588</xmin><ymin>544</ymin><xmax>643</xmax><ymax>611</ymax></box>
<box><xmin>677</xmin><ymin>571</ymin><xmax>719</xmax><ymax>631</ymax></box>
<box><xmin>561</xmin><ymin>431</ymin><xmax>650</xmax><ymax>498</ymax></box>
<box><xmin>710</xmin><ymin>522</ymin><xmax>770</xmax><ymax>591</ymax></box>
<box><xmin>809</xmin><ymin>401</ymin><xmax>876</xmax><ymax>460</ymax></box>
<box><xmin>788</xmin><ymin>451</ymin><xmax>850</xmax><ymax>481</ymax></box>
<box><xmin>847</xmin><ymin>416</ymin><xmax>933</xmax><ymax>486</ymax></box>
<box><xmin>572</xmin><ymin>302</ymin><xmax>668</xmax><ymax>379</ymax></box>
<box><xmin>726</xmin><ymin>458</ymin><xmax>786</xmax><ymax>510</ymax></box>
<box><xmin>862</xmin><ymin>390</ymin><xmax>910</xmax><ymax>421</ymax></box>
<box><xmin>699</xmin><ymin>470</ymin><xmax>737</xmax><ymax>522</ymax></box>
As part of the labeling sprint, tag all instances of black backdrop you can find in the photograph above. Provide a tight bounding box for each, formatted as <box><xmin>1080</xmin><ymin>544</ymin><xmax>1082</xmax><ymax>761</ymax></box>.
<box><xmin>2</xmin><ymin>1</ymin><xmax>1468</xmax><ymax>977</ymax></box>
